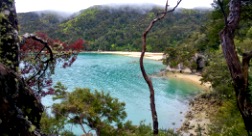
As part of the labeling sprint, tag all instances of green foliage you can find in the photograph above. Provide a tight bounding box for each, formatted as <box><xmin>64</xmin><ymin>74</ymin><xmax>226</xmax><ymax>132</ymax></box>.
<box><xmin>163</xmin><ymin>46</ymin><xmax>195</xmax><ymax>68</ymax></box>
<box><xmin>18</xmin><ymin>11</ymin><xmax>64</xmax><ymax>38</ymax></box>
<box><xmin>52</xmin><ymin>82</ymin><xmax>68</xmax><ymax>100</ymax></box>
<box><xmin>201</xmin><ymin>49</ymin><xmax>234</xmax><ymax>98</ymax></box>
<box><xmin>163</xmin><ymin>32</ymin><xmax>206</xmax><ymax>69</ymax></box>
<box><xmin>198</xmin><ymin>2</ymin><xmax>252</xmax><ymax>135</ymax></box>
<box><xmin>46</xmin><ymin>85</ymin><xmax>181</xmax><ymax>135</ymax></box>
<box><xmin>40</xmin><ymin>112</ymin><xmax>74</xmax><ymax>136</ymax></box>
<box><xmin>52</xmin><ymin>87</ymin><xmax>127</xmax><ymax>135</ymax></box>
<box><xmin>18</xmin><ymin>6</ymin><xmax>209</xmax><ymax>52</ymax></box>
<box><xmin>208</xmin><ymin>99</ymin><xmax>247</xmax><ymax>136</ymax></box>
<box><xmin>235</xmin><ymin>36</ymin><xmax>252</xmax><ymax>55</ymax></box>
<box><xmin>161</xmin><ymin>1</ymin><xmax>251</xmax><ymax>135</ymax></box>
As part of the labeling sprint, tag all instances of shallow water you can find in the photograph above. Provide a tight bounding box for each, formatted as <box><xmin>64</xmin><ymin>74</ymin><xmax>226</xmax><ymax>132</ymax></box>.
<box><xmin>42</xmin><ymin>53</ymin><xmax>201</xmax><ymax>134</ymax></box>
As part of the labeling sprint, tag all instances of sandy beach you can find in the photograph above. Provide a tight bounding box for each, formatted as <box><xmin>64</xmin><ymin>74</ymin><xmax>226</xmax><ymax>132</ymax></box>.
<box><xmin>166</xmin><ymin>72</ymin><xmax>212</xmax><ymax>91</ymax></box>
<box><xmin>97</xmin><ymin>51</ymin><xmax>164</xmax><ymax>61</ymax></box>
<box><xmin>167</xmin><ymin>72</ymin><xmax>212</xmax><ymax>136</ymax></box>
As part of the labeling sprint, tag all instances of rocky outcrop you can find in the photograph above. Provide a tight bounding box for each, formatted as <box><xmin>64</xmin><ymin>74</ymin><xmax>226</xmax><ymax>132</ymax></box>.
<box><xmin>193</xmin><ymin>53</ymin><xmax>206</xmax><ymax>72</ymax></box>
<box><xmin>166</xmin><ymin>64</ymin><xmax>192</xmax><ymax>73</ymax></box>
<box><xmin>165</xmin><ymin>53</ymin><xmax>207</xmax><ymax>74</ymax></box>
<box><xmin>178</xmin><ymin>93</ymin><xmax>221</xmax><ymax>136</ymax></box>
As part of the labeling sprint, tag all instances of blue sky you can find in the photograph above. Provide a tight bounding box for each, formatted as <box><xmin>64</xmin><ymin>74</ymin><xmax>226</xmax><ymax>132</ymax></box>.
<box><xmin>15</xmin><ymin>0</ymin><xmax>213</xmax><ymax>13</ymax></box>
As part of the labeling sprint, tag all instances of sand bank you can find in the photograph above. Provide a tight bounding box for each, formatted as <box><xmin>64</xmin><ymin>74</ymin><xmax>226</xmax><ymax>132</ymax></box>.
<box><xmin>166</xmin><ymin>72</ymin><xmax>212</xmax><ymax>91</ymax></box>
<box><xmin>97</xmin><ymin>51</ymin><xmax>164</xmax><ymax>61</ymax></box>
<box><xmin>166</xmin><ymin>72</ymin><xmax>213</xmax><ymax>136</ymax></box>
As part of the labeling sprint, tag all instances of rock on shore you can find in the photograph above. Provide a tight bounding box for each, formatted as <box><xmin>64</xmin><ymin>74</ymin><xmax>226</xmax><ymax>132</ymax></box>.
<box><xmin>178</xmin><ymin>93</ymin><xmax>221</xmax><ymax>136</ymax></box>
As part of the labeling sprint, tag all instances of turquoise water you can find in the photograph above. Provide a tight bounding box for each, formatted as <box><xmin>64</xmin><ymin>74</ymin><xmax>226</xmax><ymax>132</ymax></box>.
<box><xmin>42</xmin><ymin>53</ymin><xmax>201</xmax><ymax>134</ymax></box>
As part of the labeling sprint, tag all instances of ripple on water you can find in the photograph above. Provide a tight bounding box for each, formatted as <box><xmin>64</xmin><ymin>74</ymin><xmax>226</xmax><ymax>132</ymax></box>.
<box><xmin>42</xmin><ymin>53</ymin><xmax>201</xmax><ymax>134</ymax></box>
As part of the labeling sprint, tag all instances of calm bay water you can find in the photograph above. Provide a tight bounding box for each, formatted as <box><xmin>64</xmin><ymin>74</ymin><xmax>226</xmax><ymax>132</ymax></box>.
<box><xmin>42</xmin><ymin>53</ymin><xmax>201</xmax><ymax>134</ymax></box>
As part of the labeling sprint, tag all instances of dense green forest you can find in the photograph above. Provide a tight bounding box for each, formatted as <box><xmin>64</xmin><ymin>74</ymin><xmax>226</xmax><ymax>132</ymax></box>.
<box><xmin>18</xmin><ymin>5</ymin><xmax>210</xmax><ymax>51</ymax></box>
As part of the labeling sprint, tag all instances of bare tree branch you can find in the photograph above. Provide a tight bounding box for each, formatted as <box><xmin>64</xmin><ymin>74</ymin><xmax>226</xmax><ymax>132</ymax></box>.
<box><xmin>167</xmin><ymin>0</ymin><xmax>182</xmax><ymax>13</ymax></box>
<box><xmin>139</xmin><ymin>0</ymin><xmax>182</xmax><ymax>135</ymax></box>
<box><xmin>22</xmin><ymin>34</ymin><xmax>54</xmax><ymax>83</ymax></box>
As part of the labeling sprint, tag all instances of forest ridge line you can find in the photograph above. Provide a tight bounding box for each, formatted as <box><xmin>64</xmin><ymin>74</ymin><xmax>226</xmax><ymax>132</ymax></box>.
<box><xmin>18</xmin><ymin>5</ymin><xmax>211</xmax><ymax>52</ymax></box>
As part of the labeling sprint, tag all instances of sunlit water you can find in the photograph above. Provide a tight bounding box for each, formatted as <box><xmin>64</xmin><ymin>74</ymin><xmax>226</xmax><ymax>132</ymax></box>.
<box><xmin>42</xmin><ymin>53</ymin><xmax>201</xmax><ymax>135</ymax></box>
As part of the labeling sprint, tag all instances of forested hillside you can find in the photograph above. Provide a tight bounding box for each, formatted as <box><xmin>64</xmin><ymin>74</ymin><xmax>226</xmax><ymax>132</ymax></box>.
<box><xmin>18</xmin><ymin>5</ymin><xmax>210</xmax><ymax>51</ymax></box>
<box><xmin>18</xmin><ymin>11</ymin><xmax>70</xmax><ymax>37</ymax></box>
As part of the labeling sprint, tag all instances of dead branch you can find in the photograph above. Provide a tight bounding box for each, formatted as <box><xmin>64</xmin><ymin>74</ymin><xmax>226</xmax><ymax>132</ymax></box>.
<box><xmin>139</xmin><ymin>0</ymin><xmax>182</xmax><ymax>135</ymax></box>
<box><xmin>22</xmin><ymin>34</ymin><xmax>54</xmax><ymax>83</ymax></box>
<box><xmin>167</xmin><ymin>0</ymin><xmax>182</xmax><ymax>13</ymax></box>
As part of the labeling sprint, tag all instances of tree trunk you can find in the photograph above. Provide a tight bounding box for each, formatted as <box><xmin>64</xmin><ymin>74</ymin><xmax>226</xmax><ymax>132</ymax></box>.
<box><xmin>220</xmin><ymin>0</ymin><xmax>252</xmax><ymax>135</ymax></box>
<box><xmin>0</xmin><ymin>0</ymin><xmax>19</xmax><ymax>71</ymax></box>
<box><xmin>0</xmin><ymin>63</ymin><xmax>44</xmax><ymax>135</ymax></box>
<box><xmin>0</xmin><ymin>1</ymin><xmax>45</xmax><ymax>135</ymax></box>
<box><xmin>139</xmin><ymin>1</ymin><xmax>181</xmax><ymax>134</ymax></box>
<box><xmin>140</xmin><ymin>33</ymin><xmax>159</xmax><ymax>135</ymax></box>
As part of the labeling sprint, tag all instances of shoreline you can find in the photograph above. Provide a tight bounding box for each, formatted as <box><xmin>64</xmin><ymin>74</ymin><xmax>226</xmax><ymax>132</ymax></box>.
<box><xmin>83</xmin><ymin>51</ymin><xmax>164</xmax><ymax>61</ymax></box>
<box><xmin>165</xmin><ymin>72</ymin><xmax>213</xmax><ymax>136</ymax></box>
<box><xmin>166</xmin><ymin>72</ymin><xmax>212</xmax><ymax>91</ymax></box>
<box><xmin>84</xmin><ymin>51</ymin><xmax>212</xmax><ymax>90</ymax></box>
<box><xmin>83</xmin><ymin>51</ymin><xmax>213</xmax><ymax>135</ymax></box>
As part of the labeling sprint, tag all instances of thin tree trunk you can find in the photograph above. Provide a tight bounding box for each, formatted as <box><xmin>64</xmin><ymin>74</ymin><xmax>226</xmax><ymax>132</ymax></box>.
<box><xmin>139</xmin><ymin>0</ymin><xmax>181</xmax><ymax>135</ymax></box>
<box><xmin>140</xmin><ymin>22</ymin><xmax>159</xmax><ymax>135</ymax></box>
<box><xmin>220</xmin><ymin>0</ymin><xmax>252</xmax><ymax>135</ymax></box>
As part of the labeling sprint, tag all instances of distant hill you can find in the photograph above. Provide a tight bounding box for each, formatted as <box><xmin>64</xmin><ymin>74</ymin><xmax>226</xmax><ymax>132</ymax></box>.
<box><xmin>18</xmin><ymin>11</ymin><xmax>70</xmax><ymax>36</ymax></box>
<box><xmin>18</xmin><ymin>5</ymin><xmax>210</xmax><ymax>51</ymax></box>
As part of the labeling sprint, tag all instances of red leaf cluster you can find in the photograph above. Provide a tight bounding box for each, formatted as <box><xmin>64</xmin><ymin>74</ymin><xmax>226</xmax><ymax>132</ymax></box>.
<box><xmin>69</xmin><ymin>39</ymin><xmax>85</xmax><ymax>51</ymax></box>
<box><xmin>20</xmin><ymin>32</ymin><xmax>85</xmax><ymax>97</ymax></box>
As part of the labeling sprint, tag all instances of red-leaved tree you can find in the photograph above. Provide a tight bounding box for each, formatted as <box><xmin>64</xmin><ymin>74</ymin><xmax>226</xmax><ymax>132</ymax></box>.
<box><xmin>20</xmin><ymin>32</ymin><xmax>84</xmax><ymax>97</ymax></box>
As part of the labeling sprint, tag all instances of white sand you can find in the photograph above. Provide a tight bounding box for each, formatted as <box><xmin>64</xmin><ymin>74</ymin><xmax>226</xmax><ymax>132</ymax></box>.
<box><xmin>170</xmin><ymin>73</ymin><xmax>212</xmax><ymax>135</ymax></box>
<box><xmin>166</xmin><ymin>72</ymin><xmax>212</xmax><ymax>91</ymax></box>
<box><xmin>97</xmin><ymin>51</ymin><xmax>164</xmax><ymax>61</ymax></box>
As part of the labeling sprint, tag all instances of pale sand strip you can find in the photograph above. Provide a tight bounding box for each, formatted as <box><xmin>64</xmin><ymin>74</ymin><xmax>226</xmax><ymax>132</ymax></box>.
<box><xmin>166</xmin><ymin>72</ymin><xmax>212</xmax><ymax>91</ymax></box>
<box><xmin>98</xmin><ymin>51</ymin><xmax>164</xmax><ymax>61</ymax></box>
<box><xmin>167</xmin><ymin>72</ymin><xmax>212</xmax><ymax>135</ymax></box>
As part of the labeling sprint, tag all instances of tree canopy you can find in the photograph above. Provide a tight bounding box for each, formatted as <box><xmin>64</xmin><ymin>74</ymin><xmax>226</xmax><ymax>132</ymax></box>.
<box><xmin>18</xmin><ymin>6</ymin><xmax>210</xmax><ymax>52</ymax></box>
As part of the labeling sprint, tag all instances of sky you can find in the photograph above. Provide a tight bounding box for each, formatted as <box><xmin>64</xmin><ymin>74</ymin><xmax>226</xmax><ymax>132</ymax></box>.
<box><xmin>15</xmin><ymin>0</ymin><xmax>213</xmax><ymax>13</ymax></box>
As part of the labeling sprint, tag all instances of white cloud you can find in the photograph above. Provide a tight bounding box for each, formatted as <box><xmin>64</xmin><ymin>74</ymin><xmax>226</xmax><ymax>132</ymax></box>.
<box><xmin>15</xmin><ymin>0</ymin><xmax>213</xmax><ymax>13</ymax></box>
